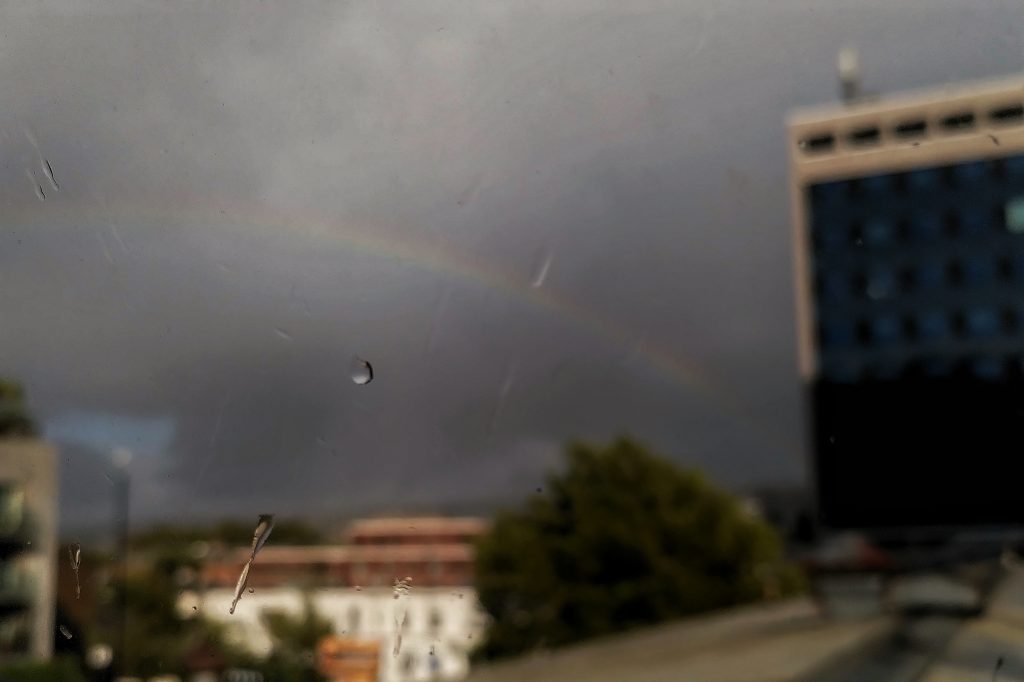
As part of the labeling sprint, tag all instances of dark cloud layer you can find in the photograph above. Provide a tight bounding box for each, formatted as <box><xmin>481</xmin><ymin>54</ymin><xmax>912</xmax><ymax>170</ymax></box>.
<box><xmin>0</xmin><ymin>1</ymin><xmax>1022</xmax><ymax>535</ymax></box>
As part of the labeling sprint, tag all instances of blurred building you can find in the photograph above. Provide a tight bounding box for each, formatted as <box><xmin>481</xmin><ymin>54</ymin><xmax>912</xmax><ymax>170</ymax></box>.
<box><xmin>188</xmin><ymin>516</ymin><xmax>488</xmax><ymax>682</ymax></box>
<box><xmin>317</xmin><ymin>636</ymin><xmax>380</xmax><ymax>682</ymax></box>
<box><xmin>789</xmin><ymin>75</ymin><xmax>1024</xmax><ymax>530</ymax></box>
<box><xmin>0</xmin><ymin>440</ymin><xmax>58</xmax><ymax>660</ymax></box>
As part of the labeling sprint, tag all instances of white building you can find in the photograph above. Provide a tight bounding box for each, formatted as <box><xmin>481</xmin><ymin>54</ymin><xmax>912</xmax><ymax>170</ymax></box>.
<box><xmin>184</xmin><ymin>517</ymin><xmax>490</xmax><ymax>681</ymax></box>
<box><xmin>183</xmin><ymin>585</ymin><xmax>486</xmax><ymax>682</ymax></box>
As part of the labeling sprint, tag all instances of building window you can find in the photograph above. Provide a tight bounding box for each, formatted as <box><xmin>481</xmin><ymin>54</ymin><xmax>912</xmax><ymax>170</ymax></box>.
<box><xmin>347</xmin><ymin>605</ymin><xmax>361</xmax><ymax>635</ymax></box>
<box><xmin>428</xmin><ymin>607</ymin><xmax>443</xmax><ymax>636</ymax></box>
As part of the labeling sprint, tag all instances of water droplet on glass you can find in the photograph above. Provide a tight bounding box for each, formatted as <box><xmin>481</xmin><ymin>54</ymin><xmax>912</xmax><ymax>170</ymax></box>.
<box><xmin>392</xmin><ymin>611</ymin><xmax>409</xmax><ymax>657</ymax></box>
<box><xmin>59</xmin><ymin>624</ymin><xmax>72</xmax><ymax>640</ymax></box>
<box><xmin>68</xmin><ymin>543</ymin><xmax>82</xmax><ymax>599</ymax></box>
<box><xmin>192</xmin><ymin>606</ymin><xmax>198</xmax><ymax>612</ymax></box>
<box><xmin>531</xmin><ymin>250</ymin><xmax>553</xmax><ymax>288</ymax></box>
<box><xmin>350</xmin><ymin>356</ymin><xmax>373</xmax><ymax>385</ymax></box>
<box><xmin>248</xmin><ymin>587</ymin><xmax>254</xmax><ymax>594</ymax></box>
<box><xmin>355</xmin><ymin>585</ymin><xmax>362</xmax><ymax>591</ymax></box>
<box><xmin>41</xmin><ymin>159</ymin><xmax>59</xmax><ymax>191</ymax></box>
<box><xmin>229</xmin><ymin>514</ymin><xmax>274</xmax><ymax>615</ymax></box>
<box><xmin>29</xmin><ymin>174</ymin><xmax>44</xmax><ymax>202</ymax></box>
<box><xmin>393</xmin><ymin>577</ymin><xmax>412</xmax><ymax>599</ymax></box>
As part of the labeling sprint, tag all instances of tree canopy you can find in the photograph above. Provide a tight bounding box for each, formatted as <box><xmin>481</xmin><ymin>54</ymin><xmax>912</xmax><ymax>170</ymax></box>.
<box><xmin>258</xmin><ymin>595</ymin><xmax>333</xmax><ymax>682</ymax></box>
<box><xmin>473</xmin><ymin>437</ymin><xmax>804</xmax><ymax>660</ymax></box>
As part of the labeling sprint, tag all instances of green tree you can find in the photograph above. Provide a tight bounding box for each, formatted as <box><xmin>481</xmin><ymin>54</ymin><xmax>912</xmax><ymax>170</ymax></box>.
<box><xmin>108</xmin><ymin>546</ymin><xmax>251</xmax><ymax>678</ymax></box>
<box><xmin>258</xmin><ymin>595</ymin><xmax>333</xmax><ymax>682</ymax></box>
<box><xmin>0</xmin><ymin>379</ymin><xmax>36</xmax><ymax>437</ymax></box>
<box><xmin>474</xmin><ymin>437</ymin><xmax>804</xmax><ymax>660</ymax></box>
<box><xmin>113</xmin><ymin>548</ymin><xmax>195</xmax><ymax>676</ymax></box>
<box><xmin>0</xmin><ymin>657</ymin><xmax>86</xmax><ymax>682</ymax></box>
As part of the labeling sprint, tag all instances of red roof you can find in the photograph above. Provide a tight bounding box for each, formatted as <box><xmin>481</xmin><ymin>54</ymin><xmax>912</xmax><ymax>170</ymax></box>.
<box><xmin>346</xmin><ymin>516</ymin><xmax>487</xmax><ymax>537</ymax></box>
<box><xmin>214</xmin><ymin>543</ymin><xmax>475</xmax><ymax>564</ymax></box>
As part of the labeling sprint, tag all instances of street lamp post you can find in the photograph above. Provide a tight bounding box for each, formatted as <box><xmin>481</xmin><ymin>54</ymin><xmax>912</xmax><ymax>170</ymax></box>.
<box><xmin>111</xmin><ymin>448</ymin><xmax>132</xmax><ymax>677</ymax></box>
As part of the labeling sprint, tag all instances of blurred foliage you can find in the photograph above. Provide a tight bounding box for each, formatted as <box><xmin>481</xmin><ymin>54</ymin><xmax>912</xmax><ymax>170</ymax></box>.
<box><xmin>258</xmin><ymin>595</ymin><xmax>333</xmax><ymax>682</ymax></box>
<box><xmin>0</xmin><ymin>657</ymin><xmax>85</xmax><ymax>682</ymax></box>
<box><xmin>107</xmin><ymin>547</ymin><xmax>252</xmax><ymax>678</ymax></box>
<box><xmin>130</xmin><ymin>518</ymin><xmax>323</xmax><ymax>549</ymax></box>
<box><xmin>113</xmin><ymin>549</ymin><xmax>199</xmax><ymax>676</ymax></box>
<box><xmin>474</xmin><ymin>437</ymin><xmax>805</xmax><ymax>660</ymax></box>
<box><xmin>0</xmin><ymin>379</ymin><xmax>36</xmax><ymax>437</ymax></box>
<box><xmin>66</xmin><ymin>541</ymin><xmax>330</xmax><ymax>679</ymax></box>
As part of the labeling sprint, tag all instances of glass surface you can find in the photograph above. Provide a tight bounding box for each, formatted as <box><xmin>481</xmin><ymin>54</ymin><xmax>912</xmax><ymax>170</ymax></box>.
<box><xmin>2</xmin><ymin>2</ymin><xmax>1024</xmax><ymax>681</ymax></box>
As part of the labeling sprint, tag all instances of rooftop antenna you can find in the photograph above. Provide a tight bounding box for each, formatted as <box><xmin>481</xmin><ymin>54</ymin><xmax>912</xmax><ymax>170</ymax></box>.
<box><xmin>838</xmin><ymin>47</ymin><xmax>861</xmax><ymax>103</ymax></box>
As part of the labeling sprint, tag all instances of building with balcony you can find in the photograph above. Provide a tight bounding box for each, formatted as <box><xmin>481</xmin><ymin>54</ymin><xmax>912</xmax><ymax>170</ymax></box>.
<box><xmin>0</xmin><ymin>440</ymin><xmax>57</xmax><ymax>660</ymax></box>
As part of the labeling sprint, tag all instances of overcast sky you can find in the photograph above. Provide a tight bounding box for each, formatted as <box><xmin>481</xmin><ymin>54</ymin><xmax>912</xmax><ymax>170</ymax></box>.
<box><xmin>1</xmin><ymin>0</ymin><xmax>1022</xmax><ymax>535</ymax></box>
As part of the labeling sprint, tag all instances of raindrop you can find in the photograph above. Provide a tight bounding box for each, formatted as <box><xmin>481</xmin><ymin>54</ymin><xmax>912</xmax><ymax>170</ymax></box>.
<box><xmin>248</xmin><ymin>587</ymin><xmax>254</xmax><ymax>594</ymax></box>
<box><xmin>229</xmin><ymin>514</ymin><xmax>274</xmax><ymax>615</ymax></box>
<box><xmin>393</xmin><ymin>577</ymin><xmax>412</xmax><ymax>599</ymax></box>
<box><xmin>41</xmin><ymin>159</ymin><xmax>59</xmax><ymax>191</ymax></box>
<box><xmin>994</xmin><ymin>656</ymin><xmax>1004</xmax><ymax>682</ymax></box>
<box><xmin>26</xmin><ymin>170</ymin><xmax>44</xmax><ymax>201</ymax></box>
<box><xmin>59</xmin><ymin>624</ymin><xmax>72</xmax><ymax>640</ymax></box>
<box><xmin>350</xmin><ymin>356</ymin><xmax>373</xmax><ymax>385</ymax></box>
<box><xmin>274</xmin><ymin>328</ymin><xmax>293</xmax><ymax>341</ymax></box>
<box><xmin>531</xmin><ymin>250</ymin><xmax>553</xmax><ymax>288</ymax></box>
<box><xmin>392</xmin><ymin>610</ymin><xmax>409</xmax><ymax>657</ymax></box>
<box><xmin>192</xmin><ymin>606</ymin><xmax>198</xmax><ymax>612</ymax></box>
<box><xmin>355</xmin><ymin>586</ymin><xmax>362</xmax><ymax>591</ymax></box>
<box><xmin>68</xmin><ymin>543</ymin><xmax>82</xmax><ymax>599</ymax></box>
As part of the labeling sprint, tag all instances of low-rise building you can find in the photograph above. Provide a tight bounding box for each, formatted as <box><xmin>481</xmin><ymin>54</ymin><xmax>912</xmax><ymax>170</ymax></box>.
<box><xmin>185</xmin><ymin>517</ymin><xmax>489</xmax><ymax>682</ymax></box>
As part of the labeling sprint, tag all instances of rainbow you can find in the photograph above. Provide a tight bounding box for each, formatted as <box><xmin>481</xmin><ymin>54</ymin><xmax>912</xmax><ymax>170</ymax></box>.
<box><xmin>13</xmin><ymin>195</ymin><xmax>791</xmax><ymax>451</ymax></box>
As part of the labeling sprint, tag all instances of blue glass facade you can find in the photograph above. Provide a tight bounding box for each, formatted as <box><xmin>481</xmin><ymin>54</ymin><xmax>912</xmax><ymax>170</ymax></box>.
<box><xmin>809</xmin><ymin>155</ymin><xmax>1024</xmax><ymax>384</ymax></box>
<box><xmin>807</xmin><ymin>153</ymin><xmax>1024</xmax><ymax>528</ymax></box>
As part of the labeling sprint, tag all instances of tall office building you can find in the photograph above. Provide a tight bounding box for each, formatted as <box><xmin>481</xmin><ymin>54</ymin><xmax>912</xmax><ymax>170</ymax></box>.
<box><xmin>789</xmin><ymin>76</ymin><xmax>1024</xmax><ymax>529</ymax></box>
<box><xmin>0</xmin><ymin>440</ymin><xmax>58</xmax><ymax>659</ymax></box>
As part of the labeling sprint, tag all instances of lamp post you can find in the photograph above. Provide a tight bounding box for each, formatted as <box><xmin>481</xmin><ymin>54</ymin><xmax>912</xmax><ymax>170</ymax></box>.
<box><xmin>111</xmin><ymin>447</ymin><xmax>132</xmax><ymax>677</ymax></box>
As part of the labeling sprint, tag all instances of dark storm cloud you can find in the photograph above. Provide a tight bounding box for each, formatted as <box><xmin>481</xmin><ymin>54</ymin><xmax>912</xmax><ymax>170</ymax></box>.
<box><xmin>0</xmin><ymin>0</ymin><xmax>1022</xmax><ymax>532</ymax></box>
